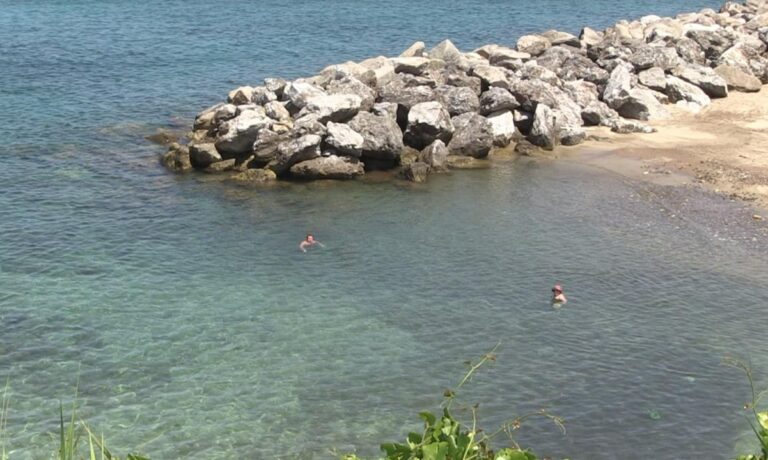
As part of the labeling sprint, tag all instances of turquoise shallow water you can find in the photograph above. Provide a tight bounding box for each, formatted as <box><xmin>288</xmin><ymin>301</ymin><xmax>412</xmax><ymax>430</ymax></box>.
<box><xmin>3</xmin><ymin>0</ymin><xmax>768</xmax><ymax>459</ymax></box>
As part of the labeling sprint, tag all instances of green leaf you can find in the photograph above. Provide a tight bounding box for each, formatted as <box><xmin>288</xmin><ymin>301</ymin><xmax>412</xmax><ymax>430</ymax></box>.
<box><xmin>407</xmin><ymin>432</ymin><xmax>422</xmax><ymax>446</ymax></box>
<box><xmin>757</xmin><ymin>411</ymin><xmax>768</xmax><ymax>430</ymax></box>
<box><xmin>496</xmin><ymin>448</ymin><xmax>538</xmax><ymax>460</ymax></box>
<box><xmin>422</xmin><ymin>442</ymin><xmax>448</xmax><ymax>460</ymax></box>
<box><xmin>420</xmin><ymin>411</ymin><xmax>436</xmax><ymax>426</ymax></box>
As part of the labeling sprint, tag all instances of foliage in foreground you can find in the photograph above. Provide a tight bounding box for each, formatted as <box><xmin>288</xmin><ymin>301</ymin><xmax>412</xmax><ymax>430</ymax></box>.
<box><xmin>343</xmin><ymin>343</ymin><xmax>564</xmax><ymax>460</ymax></box>
<box><xmin>727</xmin><ymin>357</ymin><xmax>768</xmax><ymax>460</ymax></box>
<box><xmin>57</xmin><ymin>395</ymin><xmax>150</xmax><ymax>460</ymax></box>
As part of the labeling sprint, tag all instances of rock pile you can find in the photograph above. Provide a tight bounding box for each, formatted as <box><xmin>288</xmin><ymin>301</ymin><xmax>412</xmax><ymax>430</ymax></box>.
<box><xmin>163</xmin><ymin>0</ymin><xmax>768</xmax><ymax>183</ymax></box>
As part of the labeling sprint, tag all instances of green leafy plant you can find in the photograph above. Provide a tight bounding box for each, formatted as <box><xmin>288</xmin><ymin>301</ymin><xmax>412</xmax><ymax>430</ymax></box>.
<box><xmin>57</xmin><ymin>387</ymin><xmax>149</xmax><ymax>460</ymax></box>
<box><xmin>724</xmin><ymin>357</ymin><xmax>768</xmax><ymax>460</ymax></box>
<box><xmin>347</xmin><ymin>343</ymin><xmax>564</xmax><ymax>460</ymax></box>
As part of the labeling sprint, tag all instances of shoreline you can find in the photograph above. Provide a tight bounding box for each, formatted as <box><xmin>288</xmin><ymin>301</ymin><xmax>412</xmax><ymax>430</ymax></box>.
<box><xmin>561</xmin><ymin>86</ymin><xmax>768</xmax><ymax>212</ymax></box>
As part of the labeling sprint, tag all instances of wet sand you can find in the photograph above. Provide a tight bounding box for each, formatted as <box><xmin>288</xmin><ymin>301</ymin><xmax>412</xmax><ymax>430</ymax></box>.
<box><xmin>564</xmin><ymin>87</ymin><xmax>768</xmax><ymax>214</ymax></box>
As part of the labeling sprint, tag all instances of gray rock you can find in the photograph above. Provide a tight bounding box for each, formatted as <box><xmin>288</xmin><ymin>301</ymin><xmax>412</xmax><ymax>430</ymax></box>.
<box><xmin>189</xmin><ymin>143</ymin><xmax>222</xmax><ymax>169</ymax></box>
<box><xmin>686</xmin><ymin>29</ymin><xmax>733</xmax><ymax>60</ymax></box>
<box><xmin>717</xmin><ymin>45</ymin><xmax>753</xmax><ymax>74</ymax></box>
<box><xmin>609</xmin><ymin>119</ymin><xmax>658</xmax><ymax>134</ymax></box>
<box><xmin>290</xmin><ymin>155</ymin><xmax>364</xmax><ymax>180</ymax></box>
<box><xmin>745</xmin><ymin>12</ymin><xmax>768</xmax><ymax>30</ymax></box>
<box><xmin>714</xmin><ymin>64</ymin><xmax>763</xmax><ymax>91</ymax></box>
<box><xmin>511</xmin><ymin>139</ymin><xmax>536</xmax><ymax>156</ymax></box>
<box><xmin>203</xmin><ymin>158</ymin><xmax>237</xmax><ymax>173</ymax></box>
<box><xmin>264</xmin><ymin>78</ymin><xmax>287</xmax><ymax>99</ymax></box>
<box><xmin>580</xmin><ymin>27</ymin><xmax>604</xmax><ymax>47</ymax></box>
<box><xmin>283</xmin><ymin>81</ymin><xmax>327</xmax><ymax>114</ymax></box>
<box><xmin>435</xmin><ymin>85</ymin><xmax>480</xmax><ymax>116</ymax></box>
<box><xmin>300</xmin><ymin>94</ymin><xmax>362</xmax><ymax>123</ymax></box>
<box><xmin>264</xmin><ymin>101</ymin><xmax>291</xmax><ymax>121</ymax></box>
<box><xmin>444</xmin><ymin>73</ymin><xmax>482</xmax><ymax>95</ymax></box>
<box><xmin>672</xmin><ymin>64</ymin><xmax>728</xmax><ymax>97</ymax></box>
<box><xmin>507</xmin><ymin>79</ymin><xmax>583</xmax><ymax>130</ymax></box>
<box><xmin>161</xmin><ymin>143</ymin><xmax>192</xmax><ymax>172</ymax></box>
<box><xmin>326</xmin><ymin>76</ymin><xmax>376</xmax><ymax>112</ymax></box>
<box><xmin>760</xmin><ymin>27</ymin><xmax>768</xmax><ymax>47</ymax></box>
<box><xmin>603</xmin><ymin>63</ymin><xmax>634</xmax><ymax>110</ymax></box>
<box><xmin>447</xmin><ymin>113</ymin><xmax>494</xmax><ymax>158</ymax></box>
<box><xmin>665</xmin><ymin>75</ymin><xmax>712</xmax><ymax>107</ymax></box>
<box><xmin>638</xmin><ymin>67</ymin><xmax>668</xmax><ymax>92</ymax></box>
<box><xmin>391</xmin><ymin>57</ymin><xmax>437</xmax><ymax>76</ymax></box>
<box><xmin>401</xmin><ymin>161</ymin><xmax>430</xmax><ymax>182</ymax></box>
<box><xmin>403</xmin><ymin>101</ymin><xmax>454</xmax><ymax>150</ymax></box>
<box><xmin>251</xmin><ymin>87</ymin><xmax>278</xmax><ymax>105</ymax></box>
<box><xmin>418</xmin><ymin>140</ymin><xmax>449</xmax><ymax>171</ymax></box>
<box><xmin>486</xmin><ymin>110</ymin><xmax>519</xmax><ymax>147</ymax></box>
<box><xmin>268</xmin><ymin>134</ymin><xmax>323</xmax><ymax>176</ymax></box>
<box><xmin>325</xmin><ymin>122</ymin><xmax>364</xmax><ymax>157</ymax></box>
<box><xmin>517</xmin><ymin>34</ymin><xmax>552</xmax><ymax>56</ymax></box>
<box><xmin>582</xmin><ymin>101</ymin><xmax>619</xmax><ymax>126</ymax></box>
<box><xmin>617</xmin><ymin>87</ymin><xmax>671</xmax><ymax>120</ymax></box>
<box><xmin>536</xmin><ymin>46</ymin><xmax>610</xmax><ymax>85</ymax></box>
<box><xmin>479</xmin><ymin>87</ymin><xmax>520</xmax><ymax>115</ymax></box>
<box><xmin>519</xmin><ymin>62</ymin><xmax>561</xmax><ymax>86</ymax></box>
<box><xmin>508</xmin><ymin>78</ymin><xmax>562</xmax><ymax>112</ymax></box>
<box><xmin>541</xmin><ymin>29</ymin><xmax>581</xmax><ymax>47</ymax></box>
<box><xmin>401</xmin><ymin>41</ymin><xmax>426</xmax><ymax>57</ymax></box>
<box><xmin>320</xmin><ymin>61</ymin><xmax>377</xmax><ymax>87</ymax></box>
<box><xmin>227</xmin><ymin>86</ymin><xmax>255</xmax><ymax>105</ymax></box>
<box><xmin>470</xmin><ymin>64</ymin><xmax>510</xmax><ymax>90</ymax></box>
<box><xmin>214</xmin><ymin>108</ymin><xmax>271</xmax><ymax>157</ymax></box>
<box><xmin>527</xmin><ymin>103</ymin><xmax>557</xmax><ymax>150</ymax></box>
<box><xmin>194</xmin><ymin>103</ymin><xmax>234</xmax><ymax>131</ymax></box>
<box><xmin>371</xmin><ymin>102</ymin><xmax>399</xmax><ymax>120</ymax></box>
<box><xmin>563</xmin><ymin>80</ymin><xmax>599</xmax><ymax>108</ymax></box>
<box><xmin>629</xmin><ymin>45</ymin><xmax>680</xmax><ymax>71</ymax></box>
<box><xmin>430</xmin><ymin>39</ymin><xmax>464</xmax><ymax>67</ymax></box>
<box><xmin>292</xmin><ymin>113</ymin><xmax>327</xmax><ymax>137</ymax></box>
<box><xmin>559</xmin><ymin>126</ymin><xmax>587</xmax><ymax>146</ymax></box>
<box><xmin>644</xmin><ymin>18</ymin><xmax>684</xmax><ymax>41</ymax></box>
<box><xmin>379</xmin><ymin>78</ymin><xmax>437</xmax><ymax>111</ymax></box>
<box><xmin>252</xmin><ymin>127</ymin><xmax>290</xmax><ymax>165</ymax></box>
<box><xmin>450</xmin><ymin>113</ymin><xmax>475</xmax><ymax>132</ymax></box>
<box><xmin>230</xmin><ymin>168</ymin><xmax>277</xmax><ymax>183</ymax></box>
<box><xmin>359</xmin><ymin>56</ymin><xmax>396</xmax><ymax>87</ymax></box>
<box><xmin>675</xmin><ymin>37</ymin><xmax>706</xmax><ymax>65</ymax></box>
<box><xmin>347</xmin><ymin>111</ymin><xmax>405</xmax><ymax>161</ymax></box>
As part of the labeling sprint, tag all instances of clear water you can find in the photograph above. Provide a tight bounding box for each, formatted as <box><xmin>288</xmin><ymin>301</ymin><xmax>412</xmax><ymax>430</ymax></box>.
<box><xmin>3</xmin><ymin>1</ymin><xmax>768</xmax><ymax>459</ymax></box>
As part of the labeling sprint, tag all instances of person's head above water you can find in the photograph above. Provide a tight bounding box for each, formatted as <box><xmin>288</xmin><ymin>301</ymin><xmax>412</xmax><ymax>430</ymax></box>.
<box><xmin>306</xmin><ymin>234</ymin><xmax>314</xmax><ymax>242</ymax></box>
<box><xmin>552</xmin><ymin>284</ymin><xmax>563</xmax><ymax>293</ymax></box>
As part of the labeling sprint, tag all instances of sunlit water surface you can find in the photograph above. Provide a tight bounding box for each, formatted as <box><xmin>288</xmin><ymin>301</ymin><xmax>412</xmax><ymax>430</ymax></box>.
<box><xmin>3</xmin><ymin>0</ymin><xmax>768</xmax><ymax>459</ymax></box>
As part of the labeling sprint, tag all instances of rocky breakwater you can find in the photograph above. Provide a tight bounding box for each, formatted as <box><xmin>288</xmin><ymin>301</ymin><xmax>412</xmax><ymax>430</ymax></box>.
<box><xmin>162</xmin><ymin>0</ymin><xmax>768</xmax><ymax>183</ymax></box>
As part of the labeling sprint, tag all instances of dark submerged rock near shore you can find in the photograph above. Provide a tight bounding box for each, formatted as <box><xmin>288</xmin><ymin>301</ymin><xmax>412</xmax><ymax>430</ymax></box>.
<box><xmin>164</xmin><ymin>0</ymin><xmax>768</xmax><ymax>183</ymax></box>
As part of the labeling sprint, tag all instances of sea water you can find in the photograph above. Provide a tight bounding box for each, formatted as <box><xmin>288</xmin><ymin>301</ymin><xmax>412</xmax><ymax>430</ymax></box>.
<box><xmin>3</xmin><ymin>1</ymin><xmax>768</xmax><ymax>459</ymax></box>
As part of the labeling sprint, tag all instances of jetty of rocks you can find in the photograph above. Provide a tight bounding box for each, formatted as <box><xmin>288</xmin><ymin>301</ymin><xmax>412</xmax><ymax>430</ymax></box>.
<box><xmin>162</xmin><ymin>0</ymin><xmax>768</xmax><ymax>183</ymax></box>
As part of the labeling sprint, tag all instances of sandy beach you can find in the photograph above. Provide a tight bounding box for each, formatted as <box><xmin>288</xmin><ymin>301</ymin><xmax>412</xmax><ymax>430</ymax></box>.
<box><xmin>567</xmin><ymin>87</ymin><xmax>768</xmax><ymax>212</ymax></box>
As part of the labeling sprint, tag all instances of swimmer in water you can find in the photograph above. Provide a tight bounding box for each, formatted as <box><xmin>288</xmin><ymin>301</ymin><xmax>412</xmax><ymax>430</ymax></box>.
<box><xmin>552</xmin><ymin>284</ymin><xmax>567</xmax><ymax>305</ymax></box>
<box><xmin>299</xmin><ymin>234</ymin><xmax>324</xmax><ymax>253</ymax></box>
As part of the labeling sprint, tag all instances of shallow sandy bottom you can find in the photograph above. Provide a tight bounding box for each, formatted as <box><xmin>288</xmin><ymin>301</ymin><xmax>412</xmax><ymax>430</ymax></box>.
<box><xmin>562</xmin><ymin>87</ymin><xmax>768</xmax><ymax>213</ymax></box>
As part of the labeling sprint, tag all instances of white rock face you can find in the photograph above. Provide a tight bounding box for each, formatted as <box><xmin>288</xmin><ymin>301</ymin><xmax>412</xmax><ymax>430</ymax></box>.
<box><xmin>404</xmin><ymin>101</ymin><xmax>454</xmax><ymax>150</ymax></box>
<box><xmin>301</xmin><ymin>94</ymin><xmax>363</xmax><ymax>123</ymax></box>
<box><xmin>325</xmin><ymin>122</ymin><xmax>364</xmax><ymax>157</ymax></box>
<box><xmin>215</xmin><ymin>108</ymin><xmax>271</xmax><ymax>157</ymax></box>
<box><xmin>486</xmin><ymin>110</ymin><xmax>518</xmax><ymax>147</ymax></box>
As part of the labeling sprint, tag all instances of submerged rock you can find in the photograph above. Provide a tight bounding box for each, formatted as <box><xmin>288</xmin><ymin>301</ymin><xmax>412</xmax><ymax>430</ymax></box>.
<box><xmin>290</xmin><ymin>155</ymin><xmax>364</xmax><ymax>180</ymax></box>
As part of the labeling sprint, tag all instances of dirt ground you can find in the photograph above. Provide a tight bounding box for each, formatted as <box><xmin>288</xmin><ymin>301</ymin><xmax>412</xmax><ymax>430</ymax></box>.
<box><xmin>564</xmin><ymin>87</ymin><xmax>768</xmax><ymax>214</ymax></box>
